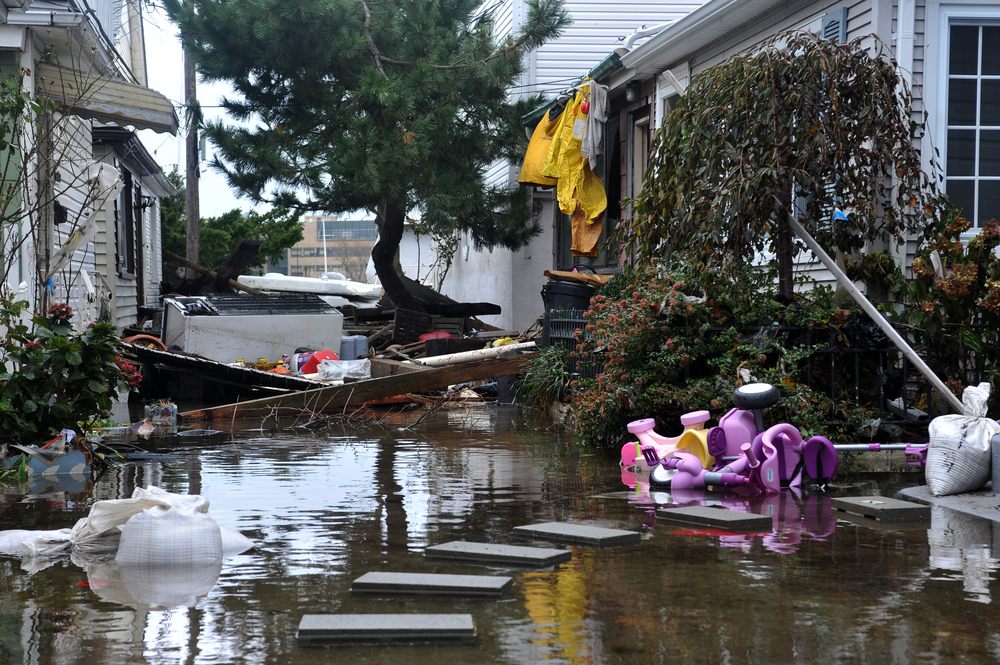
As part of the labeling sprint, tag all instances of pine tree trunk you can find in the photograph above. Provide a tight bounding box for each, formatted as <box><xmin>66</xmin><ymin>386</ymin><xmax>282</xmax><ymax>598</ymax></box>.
<box><xmin>372</xmin><ymin>198</ymin><xmax>422</xmax><ymax>311</ymax></box>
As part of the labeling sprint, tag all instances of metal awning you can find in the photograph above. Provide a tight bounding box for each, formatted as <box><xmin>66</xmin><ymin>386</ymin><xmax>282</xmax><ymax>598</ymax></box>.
<box><xmin>35</xmin><ymin>62</ymin><xmax>178</xmax><ymax>134</ymax></box>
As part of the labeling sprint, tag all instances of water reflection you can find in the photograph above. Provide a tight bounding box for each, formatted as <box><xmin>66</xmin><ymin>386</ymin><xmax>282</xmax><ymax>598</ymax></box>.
<box><xmin>622</xmin><ymin>465</ymin><xmax>837</xmax><ymax>555</ymax></box>
<box><xmin>2</xmin><ymin>406</ymin><xmax>1000</xmax><ymax>664</ymax></box>
<box><xmin>928</xmin><ymin>505</ymin><xmax>1000</xmax><ymax>604</ymax></box>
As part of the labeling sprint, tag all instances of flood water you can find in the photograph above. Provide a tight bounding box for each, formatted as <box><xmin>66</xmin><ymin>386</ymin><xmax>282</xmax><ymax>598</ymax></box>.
<box><xmin>2</xmin><ymin>404</ymin><xmax>1000</xmax><ymax>664</ymax></box>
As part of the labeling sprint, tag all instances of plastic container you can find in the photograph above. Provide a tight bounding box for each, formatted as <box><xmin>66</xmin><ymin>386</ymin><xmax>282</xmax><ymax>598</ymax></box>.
<box><xmin>541</xmin><ymin>279</ymin><xmax>596</xmax><ymax>311</ymax></box>
<box><xmin>299</xmin><ymin>349</ymin><xmax>339</xmax><ymax>374</ymax></box>
<box><xmin>339</xmin><ymin>335</ymin><xmax>369</xmax><ymax>360</ymax></box>
<box><xmin>419</xmin><ymin>331</ymin><xmax>454</xmax><ymax>342</ymax></box>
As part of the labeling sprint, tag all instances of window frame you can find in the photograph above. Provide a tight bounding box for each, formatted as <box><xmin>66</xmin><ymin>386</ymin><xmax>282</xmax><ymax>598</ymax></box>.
<box><xmin>932</xmin><ymin>3</ymin><xmax>1000</xmax><ymax>233</ymax></box>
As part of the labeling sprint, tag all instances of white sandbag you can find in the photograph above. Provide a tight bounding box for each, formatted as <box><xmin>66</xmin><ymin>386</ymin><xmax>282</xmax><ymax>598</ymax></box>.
<box><xmin>115</xmin><ymin>505</ymin><xmax>223</xmax><ymax>567</ymax></box>
<box><xmin>71</xmin><ymin>485</ymin><xmax>210</xmax><ymax>555</ymax></box>
<box><xmin>0</xmin><ymin>529</ymin><xmax>71</xmax><ymax>558</ymax></box>
<box><xmin>926</xmin><ymin>383</ymin><xmax>1000</xmax><ymax>497</ymax></box>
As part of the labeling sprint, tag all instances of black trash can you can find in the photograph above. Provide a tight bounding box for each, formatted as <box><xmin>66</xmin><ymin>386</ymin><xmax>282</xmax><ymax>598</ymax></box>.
<box><xmin>541</xmin><ymin>278</ymin><xmax>596</xmax><ymax>349</ymax></box>
<box><xmin>541</xmin><ymin>279</ymin><xmax>597</xmax><ymax>312</ymax></box>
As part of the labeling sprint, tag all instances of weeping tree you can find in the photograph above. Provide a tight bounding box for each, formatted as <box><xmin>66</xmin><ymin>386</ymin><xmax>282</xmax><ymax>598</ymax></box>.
<box><xmin>626</xmin><ymin>31</ymin><xmax>942</xmax><ymax>300</ymax></box>
<box><xmin>164</xmin><ymin>0</ymin><xmax>570</xmax><ymax>310</ymax></box>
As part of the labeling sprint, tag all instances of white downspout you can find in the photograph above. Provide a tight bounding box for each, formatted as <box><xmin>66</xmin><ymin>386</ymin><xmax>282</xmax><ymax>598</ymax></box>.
<box><xmin>896</xmin><ymin>0</ymin><xmax>915</xmax><ymax>91</ymax></box>
<box><xmin>622</xmin><ymin>22</ymin><xmax>673</xmax><ymax>50</ymax></box>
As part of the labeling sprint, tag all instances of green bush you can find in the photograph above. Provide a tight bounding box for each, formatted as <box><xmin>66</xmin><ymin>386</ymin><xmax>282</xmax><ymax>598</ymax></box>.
<box><xmin>905</xmin><ymin>210</ymin><xmax>1000</xmax><ymax>410</ymax></box>
<box><xmin>570</xmin><ymin>265</ymin><xmax>877</xmax><ymax>447</ymax></box>
<box><xmin>516</xmin><ymin>344</ymin><xmax>573</xmax><ymax>407</ymax></box>
<box><xmin>0</xmin><ymin>298</ymin><xmax>135</xmax><ymax>444</ymax></box>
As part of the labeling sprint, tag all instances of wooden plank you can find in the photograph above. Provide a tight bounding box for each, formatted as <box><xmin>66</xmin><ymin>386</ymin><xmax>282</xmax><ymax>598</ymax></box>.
<box><xmin>296</xmin><ymin>613</ymin><xmax>475</xmax><ymax>644</ymax></box>
<box><xmin>350</xmin><ymin>572</ymin><xmax>512</xmax><ymax>596</ymax></box>
<box><xmin>513</xmin><ymin>522</ymin><xmax>641</xmax><ymax>547</ymax></box>
<box><xmin>831</xmin><ymin>496</ymin><xmax>931</xmax><ymax>522</ymax></box>
<box><xmin>179</xmin><ymin>353</ymin><xmax>531</xmax><ymax>427</ymax></box>
<box><xmin>656</xmin><ymin>506</ymin><xmax>773</xmax><ymax>533</ymax></box>
<box><xmin>425</xmin><ymin>541</ymin><xmax>571</xmax><ymax>566</ymax></box>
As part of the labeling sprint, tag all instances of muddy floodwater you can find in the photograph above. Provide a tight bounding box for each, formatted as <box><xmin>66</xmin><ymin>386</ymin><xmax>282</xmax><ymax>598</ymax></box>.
<box><xmin>2</xmin><ymin>405</ymin><xmax>1000</xmax><ymax>664</ymax></box>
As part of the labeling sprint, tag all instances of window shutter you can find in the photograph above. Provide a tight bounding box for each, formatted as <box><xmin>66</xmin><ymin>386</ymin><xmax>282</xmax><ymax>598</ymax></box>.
<box><xmin>821</xmin><ymin>8</ymin><xmax>848</xmax><ymax>44</ymax></box>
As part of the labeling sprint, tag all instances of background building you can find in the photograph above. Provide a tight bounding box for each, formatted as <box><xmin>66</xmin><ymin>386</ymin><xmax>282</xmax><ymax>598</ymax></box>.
<box><xmin>285</xmin><ymin>215</ymin><xmax>378</xmax><ymax>281</ymax></box>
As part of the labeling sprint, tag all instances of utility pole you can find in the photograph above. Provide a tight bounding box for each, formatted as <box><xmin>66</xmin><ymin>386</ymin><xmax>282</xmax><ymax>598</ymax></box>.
<box><xmin>183</xmin><ymin>0</ymin><xmax>200</xmax><ymax>272</ymax></box>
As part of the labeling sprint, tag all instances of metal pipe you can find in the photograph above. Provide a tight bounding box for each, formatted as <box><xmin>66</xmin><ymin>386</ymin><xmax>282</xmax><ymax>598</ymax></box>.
<box><xmin>412</xmin><ymin>341</ymin><xmax>536</xmax><ymax>367</ymax></box>
<box><xmin>788</xmin><ymin>216</ymin><xmax>964</xmax><ymax>414</ymax></box>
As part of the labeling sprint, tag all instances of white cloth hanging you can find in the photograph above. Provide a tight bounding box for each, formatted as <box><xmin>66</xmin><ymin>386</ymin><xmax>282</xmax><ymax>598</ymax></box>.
<box><xmin>581</xmin><ymin>81</ymin><xmax>609</xmax><ymax>170</ymax></box>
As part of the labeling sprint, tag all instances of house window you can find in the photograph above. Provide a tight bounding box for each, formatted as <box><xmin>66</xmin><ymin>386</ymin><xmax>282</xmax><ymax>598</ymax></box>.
<box><xmin>945</xmin><ymin>23</ymin><xmax>1000</xmax><ymax>227</ymax></box>
<box><xmin>116</xmin><ymin>168</ymin><xmax>136</xmax><ymax>276</ymax></box>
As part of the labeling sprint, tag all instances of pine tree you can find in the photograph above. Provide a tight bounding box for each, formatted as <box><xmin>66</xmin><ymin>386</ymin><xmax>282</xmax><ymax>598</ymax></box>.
<box><xmin>164</xmin><ymin>0</ymin><xmax>570</xmax><ymax>310</ymax></box>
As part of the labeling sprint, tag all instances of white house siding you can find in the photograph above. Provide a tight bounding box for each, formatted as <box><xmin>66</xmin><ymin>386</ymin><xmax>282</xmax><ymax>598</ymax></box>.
<box><xmin>482</xmin><ymin>0</ymin><xmax>518</xmax><ymax>190</ymax></box>
<box><xmin>48</xmin><ymin>114</ymin><xmax>98</xmax><ymax>320</ymax></box>
<box><xmin>532</xmin><ymin>1</ymin><xmax>705</xmax><ymax>91</ymax></box>
<box><xmin>692</xmin><ymin>0</ymin><xmax>873</xmax><ymax>73</ymax></box>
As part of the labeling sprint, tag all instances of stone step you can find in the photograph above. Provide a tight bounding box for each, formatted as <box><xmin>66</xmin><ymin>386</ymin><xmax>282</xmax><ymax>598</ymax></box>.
<box><xmin>350</xmin><ymin>571</ymin><xmax>512</xmax><ymax>596</ymax></box>
<box><xmin>656</xmin><ymin>506</ymin><xmax>773</xmax><ymax>532</ymax></box>
<box><xmin>831</xmin><ymin>496</ymin><xmax>931</xmax><ymax>522</ymax></box>
<box><xmin>512</xmin><ymin>521</ymin><xmax>641</xmax><ymax>547</ymax></box>
<box><xmin>425</xmin><ymin>540</ymin><xmax>571</xmax><ymax>566</ymax></box>
<box><xmin>297</xmin><ymin>613</ymin><xmax>475</xmax><ymax>644</ymax></box>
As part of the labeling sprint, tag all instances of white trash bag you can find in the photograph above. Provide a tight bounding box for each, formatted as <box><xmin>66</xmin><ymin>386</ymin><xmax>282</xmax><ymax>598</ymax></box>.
<box><xmin>317</xmin><ymin>358</ymin><xmax>371</xmax><ymax>381</ymax></box>
<box><xmin>925</xmin><ymin>382</ymin><xmax>1000</xmax><ymax>496</ymax></box>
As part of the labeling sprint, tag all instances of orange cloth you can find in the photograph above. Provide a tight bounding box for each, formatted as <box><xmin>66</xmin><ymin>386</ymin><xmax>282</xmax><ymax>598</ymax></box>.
<box><xmin>571</xmin><ymin>205</ymin><xmax>604</xmax><ymax>258</ymax></box>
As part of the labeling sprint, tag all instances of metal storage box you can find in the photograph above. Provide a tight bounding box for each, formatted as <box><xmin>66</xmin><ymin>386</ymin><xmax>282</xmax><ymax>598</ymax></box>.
<box><xmin>161</xmin><ymin>294</ymin><xmax>343</xmax><ymax>364</ymax></box>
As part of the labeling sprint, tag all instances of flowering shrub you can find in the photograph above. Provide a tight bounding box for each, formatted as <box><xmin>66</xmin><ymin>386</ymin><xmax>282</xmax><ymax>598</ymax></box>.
<box><xmin>905</xmin><ymin>210</ymin><xmax>1000</xmax><ymax>406</ymax></box>
<box><xmin>0</xmin><ymin>297</ymin><xmax>133</xmax><ymax>443</ymax></box>
<box><xmin>569</xmin><ymin>265</ymin><xmax>877</xmax><ymax>447</ymax></box>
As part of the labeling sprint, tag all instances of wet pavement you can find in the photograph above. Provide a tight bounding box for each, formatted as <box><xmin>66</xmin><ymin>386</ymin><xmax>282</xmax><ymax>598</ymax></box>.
<box><xmin>1</xmin><ymin>405</ymin><xmax>1000</xmax><ymax>664</ymax></box>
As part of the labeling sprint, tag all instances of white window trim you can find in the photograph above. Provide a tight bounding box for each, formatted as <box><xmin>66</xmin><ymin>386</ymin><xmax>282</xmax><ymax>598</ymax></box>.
<box><xmin>654</xmin><ymin>62</ymin><xmax>689</xmax><ymax>129</ymax></box>
<box><xmin>927</xmin><ymin>2</ymin><xmax>1000</xmax><ymax>234</ymax></box>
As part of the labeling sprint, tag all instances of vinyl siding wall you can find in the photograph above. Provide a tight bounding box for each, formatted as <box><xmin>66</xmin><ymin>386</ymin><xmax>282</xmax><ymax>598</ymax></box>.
<box><xmin>48</xmin><ymin>114</ymin><xmax>99</xmax><ymax>321</ymax></box>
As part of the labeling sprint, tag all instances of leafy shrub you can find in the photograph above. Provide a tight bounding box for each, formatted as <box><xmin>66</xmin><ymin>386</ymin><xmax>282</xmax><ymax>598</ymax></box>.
<box><xmin>904</xmin><ymin>209</ymin><xmax>1000</xmax><ymax>409</ymax></box>
<box><xmin>517</xmin><ymin>344</ymin><xmax>573</xmax><ymax>407</ymax></box>
<box><xmin>0</xmin><ymin>298</ymin><xmax>133</xmax><ymax>443</ymax></box>
<box><xmin>570</xmin><ymin>266</ymin><xmax>877</xmax><ymax>447</ymax></box>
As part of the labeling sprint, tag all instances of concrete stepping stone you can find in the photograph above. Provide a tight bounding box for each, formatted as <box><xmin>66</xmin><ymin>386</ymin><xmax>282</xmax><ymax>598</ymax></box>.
<box><xmin>350</xmin><ymin>571</ymin><xmax>512</xmax><ymax>596</ymax></box>
<box><xmin>297</xmin><ymin>613</ymin><xmax>475</xmax><ymax>644</ymax></box>
<box><xmin>831</xmin><ymin>496</ymin><xmax>930</xmax><ymax>522</ymax></box>
<box><xmin>425</xmin><ymin>540</ymin><xmax>571</xmax><ymax>566</ymax></box>
<box><xmin>656</xmin><ymin>506</ymin><xmax>773</xmax><ymax>532</ymax></box>
<box><xmin>513</xmin><ymin>521</ymin><xmax>641</xmax><ymax>547</ymax></box>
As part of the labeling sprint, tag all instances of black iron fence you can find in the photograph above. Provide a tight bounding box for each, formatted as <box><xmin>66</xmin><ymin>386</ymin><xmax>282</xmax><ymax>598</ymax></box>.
<box><xmin>541</xmin><ymin>310</ymin><xmax>998</xmax><ymax>425</ymax></box>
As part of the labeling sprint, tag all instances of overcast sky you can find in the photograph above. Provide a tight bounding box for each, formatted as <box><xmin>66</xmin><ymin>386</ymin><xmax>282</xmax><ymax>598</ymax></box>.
<box><xmin>138</xmin><ymin>4</ymin><xmax>258</xmax><ymax>217</ymax></box>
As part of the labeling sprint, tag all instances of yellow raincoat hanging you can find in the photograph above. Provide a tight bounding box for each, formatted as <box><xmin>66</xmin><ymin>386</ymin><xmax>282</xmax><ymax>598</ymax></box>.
<box><xmin>542</xmin><ymin>84</ymin><xmax>607</xmax><ymax>256</ymax></box>
<box><xmin>519</xmin><ymin>112</ymin><xmax>559</xmax><ymax>187</ymax></box>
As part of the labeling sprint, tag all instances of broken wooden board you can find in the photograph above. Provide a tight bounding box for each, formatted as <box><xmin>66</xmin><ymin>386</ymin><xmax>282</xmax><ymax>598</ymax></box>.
<box><xmin>512</xmin><ymin>522</ymin><xmax>641</xmax><ymax>547</ymax></box>
<box><xmin>296</xmin><ymin>613</ymin><xmax>475</xmax><ymax>644</ymax></box>
<box><xmin>350</xmin><ymin>571</ymin><xmax>512</xmax><ymax>596</ymax></box>
<box><xmin>179</xmin><ymin>353</ymin><xmax>531</xmax><ymax>427</ymax></box>
<box><xmin>425</xmin><ymin>541</ymin><xmax>571</xmax><ymax>566</ymax></box>
<box><xmin>656</xmin><ymin>506</ymin><xmax>773</xmax><ymax>532</ymax></box>
<box><xmin>831</xmin><ymin>496</ymin><xmax>931</xmax><ymax>522</ymax></box>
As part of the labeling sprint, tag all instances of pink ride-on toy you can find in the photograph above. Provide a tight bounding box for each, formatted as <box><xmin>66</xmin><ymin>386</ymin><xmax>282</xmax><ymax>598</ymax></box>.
<box><xmin>621</xmin><ymin>410</ymin><xmax>712</xmax><ymax>468</ymax></box>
